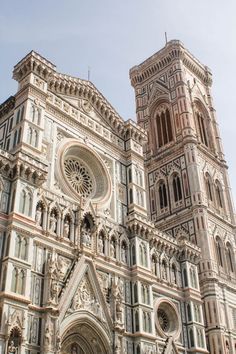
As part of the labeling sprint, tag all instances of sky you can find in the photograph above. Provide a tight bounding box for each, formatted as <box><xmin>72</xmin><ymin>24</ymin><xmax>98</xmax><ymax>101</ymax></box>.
<box><xmin>0</xmin><ymin>0</ymin><xmax>236</xmax><ymax>205</ymax></box>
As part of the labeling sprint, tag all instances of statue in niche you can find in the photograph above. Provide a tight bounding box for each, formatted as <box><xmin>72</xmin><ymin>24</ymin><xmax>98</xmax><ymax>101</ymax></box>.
<box><xmin>35</xmin><ymin>205</ymin><xmax>42</xmax><ymax>226</ymax></box>
<box><xmin>121</xmin><ymin>243</ymin><xmax>127</xmax><ymax>263</ymax></box>
<box><xmin>8</xmin><ymin>341</ymin><xmax>18</xmax><ymax>354</ymax></box>
<box><xmin>71</xmin><ymin>345</ymin><xmax>78</xmax><ymax>354</ymax></box>
<box><xmin>49</xmin><ymin>212</ymin><xmax>57</xmax><ymax>233</ymax></box>
<box><xmin>98</xmin><ymin>236</ymin><xmax>104</xmax><ymax>254</ymax></box>
<box><xmin>81</xmin><ymin>224</ymin><xmax>91</xmax><ymax>247</ymax></box>
<box><xmin>110</xmin><ymin>240</ymin><xmax>115</xmax><ymax>258</ymax></box>
<box><xmin>162</xmin><ymin>262</ymin><xmax>167</xmax><ymax>280</ymax></box>
<box><xmin>47</xmin><ymin>254</ymin><xmax>62</xmax><ymax>304</ymax></box>
<box><xmin>63</xmin><ymin>219</ymin><xmax>70</xmax><ymax>238</ymax></box>
<box><xmin>112</xmin><ymin>279</ymin><xmax>124</xmax><ymax>325</ymax></box>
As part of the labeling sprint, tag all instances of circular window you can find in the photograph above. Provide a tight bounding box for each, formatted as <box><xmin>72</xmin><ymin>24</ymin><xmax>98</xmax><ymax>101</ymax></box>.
<box><xmin>56</xmin><ymin>139</ymin><xmax>112</xmax><ymax>204</ymax></box>
<box><xmin>155</xmin><ymin>299</ymin><xmax>180</xmax><ymax>339</ymax></box>
<box><xmin>64</xmin><ymin>158</ymin><xmax>94</xmax><ymax>198</ymax></box>
<box><xmin>157</xmin><ymin>308</ymin><xmax>169</xmax><ymax>332</ymax></box>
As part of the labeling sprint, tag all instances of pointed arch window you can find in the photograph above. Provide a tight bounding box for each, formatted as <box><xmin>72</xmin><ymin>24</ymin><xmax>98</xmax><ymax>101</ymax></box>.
<box><xmin>226</xmin><ymin>243</ymin><xmax>234</xmax><ymax>272</ymax></box>
<box><xmin>197</xmin><ymin>112</ymin><xmax>208</xmax><ymax>147</ymax></box>
<box><xmin>215</xmin><ymin>180</ymin><xmax>223</xmax><ymax>209</ymax></box>
<box><xmin>158</xmin><ymin>181</ymin><xmax>168</xmax><ymax>209</ymax></box>
<box><xmin>216</xmin><ymin>237</ymin><xmax>223</xmax><ymax>267</ymax></box>
<box><xmin>173</xmin><ymin>174</ymin><xmax>182</xmax><ymax>202</ymax></box>
<box><xmin>205</xmin><ymin>174</ymin><xmax>213</xmax><ymax>202</ymax></box>
<box><xmin>155</xmin><ymin>108</ymin><xmax>173</xmax><ymax>148</ymax></box>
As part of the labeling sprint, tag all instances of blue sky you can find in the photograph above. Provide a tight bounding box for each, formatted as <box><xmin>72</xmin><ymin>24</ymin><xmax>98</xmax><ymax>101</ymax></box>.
<box><xmin>1</xmin><ymin>0</ymin><xmax>236</xmax><ymax>204</ymax></box>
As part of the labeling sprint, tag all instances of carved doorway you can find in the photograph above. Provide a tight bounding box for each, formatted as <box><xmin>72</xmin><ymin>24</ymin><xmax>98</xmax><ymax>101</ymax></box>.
<box><xmin>61</xmin><ymin>321</ymin><xmax>110</xmax><ymax>354</ymax></box>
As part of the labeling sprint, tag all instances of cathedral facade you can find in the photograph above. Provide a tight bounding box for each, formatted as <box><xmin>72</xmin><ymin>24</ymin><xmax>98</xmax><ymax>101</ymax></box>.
<box><xmin>0</xmin><ymin>40</ymin><xmax>235</xmax><ymax>354</ymax></box>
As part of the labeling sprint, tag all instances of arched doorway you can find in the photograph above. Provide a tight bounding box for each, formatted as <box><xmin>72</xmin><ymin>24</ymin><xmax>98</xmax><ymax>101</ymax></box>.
<box><xmin>60</xmin><ymin>313</ymin><xmax>111</xmax><ymax>354</ymax></box>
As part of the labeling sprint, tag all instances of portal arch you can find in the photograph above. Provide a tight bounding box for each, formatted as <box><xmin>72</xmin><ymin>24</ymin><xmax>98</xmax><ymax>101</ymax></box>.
<box><xmin>60</xmin><ymin>311</ymin><xmax>112</xmax><ymax>354</ymax></box>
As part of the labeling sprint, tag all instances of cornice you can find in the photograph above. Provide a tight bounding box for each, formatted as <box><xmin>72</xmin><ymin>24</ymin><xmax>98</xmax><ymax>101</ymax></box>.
<box><xmin>130</xmin><ymin>40</ymin><xmax>212</xmax><ymax>87</ymax></box>
<box><xmin>0</xmin><ymin>96</ymin><xmax>15</xmax><ymax>119</ymax></box>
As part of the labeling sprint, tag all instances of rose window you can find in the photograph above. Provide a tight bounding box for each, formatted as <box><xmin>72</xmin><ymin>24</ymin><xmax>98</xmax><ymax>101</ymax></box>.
<box><xmin>64</xmin><ymin>158</ymin><xmax>93</xmax><ymax>198</ymax></box>
<box><xmin>56</xmin><ymin>139</ymin><xmax>112</xmax><ymax>204</ymax></box>
<box><xmin>157</xmin><ymin>309</ymin><xmax>169</xmax><ymax>332</ymax></box>
<box><xmin>155</xmin><ymin>299</ymin><xmax>180</xmax><ymax>339</ymax></box>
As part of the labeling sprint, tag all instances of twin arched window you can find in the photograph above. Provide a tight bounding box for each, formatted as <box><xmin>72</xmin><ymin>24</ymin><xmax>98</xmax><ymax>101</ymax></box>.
<box><xmin>216</xmin><ymin>238</ymin><xmax>235</xmax><ymax>272</ymax></box>
<box><xmin>156</xmin><ymin>173</ymin><xmax>183</xmax><ymax>212</ymax></box>
<box><xmin>155</xmin><ymin>108</ymin><xmax>173</xmax><ymax>148</ymax></box>
<box><xmin>205</xmin><ymin>174</ymin><xmax>225</xmax><ymax>210</ymax></box>
<box><xmin>27</xmin><ymin>127</ymin><xmax>39</xmax><ymax>147</ymax></box>
<box><xmin>19</xmin><ymin>189</ymin><xmax>32</xmax><ymax>216</ymax></box>
<box><xmin>15</xmin><ymin>235</ymin><xmax>28</xmax><ymax>260</ymax></box>
<box><xmin>11</xmin><ymin>268</ymin><xmax>26</xmax><ymax>295</ymax></box>
<box><xmin>139</xmin><ymin>243</ymin><xmax>147</xmax><ymax>267</ymax></box>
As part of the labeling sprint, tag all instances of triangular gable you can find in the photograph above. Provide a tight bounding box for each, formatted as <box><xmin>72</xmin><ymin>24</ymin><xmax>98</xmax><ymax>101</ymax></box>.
<box><xmin>148</xmin><ymin>80</ymin><xmax>170</xmax><ymax>107</ymax></box>
<box><xmin>58</xmin><ymin>256</ymin><xmax>113</xmax><ymax>332</ymax></box>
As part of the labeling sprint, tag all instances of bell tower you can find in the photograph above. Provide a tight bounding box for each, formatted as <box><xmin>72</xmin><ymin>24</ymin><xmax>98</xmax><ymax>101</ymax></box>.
<box><xmin>130</xmin><ymin>40</ymin><xmax>236</xmax><ymax>353</ymax></box>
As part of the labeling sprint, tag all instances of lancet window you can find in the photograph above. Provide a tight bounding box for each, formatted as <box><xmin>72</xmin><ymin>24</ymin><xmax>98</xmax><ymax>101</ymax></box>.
<box><xmin>172</xmin><ymin>174</ymin><xmax>182</xmax><ymax>202</ymax></box>
<box><xmin>155</xmin><ymin>107</ymin><xmax>173</xmax><ymax>148</ymax></box>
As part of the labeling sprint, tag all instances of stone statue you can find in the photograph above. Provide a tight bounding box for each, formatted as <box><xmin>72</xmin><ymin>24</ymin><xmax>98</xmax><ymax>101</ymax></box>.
<box><xmin>44</xmin><ymin>326</ymin><xmax>51</xmax><ymax>347</ymax></box>
<box><xmin>81</xmin><ymin>224</ymin><xmax>91</xmax><ymax>247</ymax></box>
<box><xmin>121</xmin><ymin>244</ymin><xmax>127</xmax><ymax>263</ymax></box>
<box><xmin>98</xmin><ymin>237</ymin><xmax>104</xmax><ymax>254</ymax></box>
<box><xmin>8</xmin><ymin>341</ymin><xmax>17</xmax><ymax>354</ymax></box>
<box><xmin>115</xmin><ymin>299</ymin><xmax>123</xmax><ymax>323</ymax></box>
<box><xmin>50</xmin><ymin>278</ymin><xmax>58</xmax><ymax>304</ymax></box>
<box><xmin>49</xmin><ymin>213</ymin><xmax>57</xmax><ymax>233</ymax></box>
<box><xmin>35</xmin><ymin>206</ymin><xmax>42</xmax><ymax>226</ymax></box>
<box><xmin>63</xmin><ymin>219</ymin><xmax>70</xmax><ymax>238</ymax></box>
<box><xmin>110</xmin><ymin>241</ymin><xmax>115</xmax><ymax>258</ymax></box>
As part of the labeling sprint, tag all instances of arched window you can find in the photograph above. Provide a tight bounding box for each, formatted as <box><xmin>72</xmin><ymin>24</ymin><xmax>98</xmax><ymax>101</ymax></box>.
<box><xmin>187</xmin><ymin>303</ymin><xmax>192</xmax><ymax>321</ymax></box>
<box><xmin>13</xmin><ymin>130</ymin><xmax>18</xmax><ymax>147</ymax></box>
<box><xmin>15</xmin><ymin>235</ymin><xmax>21</xmax><ymax>258</ymax></box>
<box><xmin>21</xmin><ymin>237</ymin><xmax>28</xmax><ymax>260</ymax></box>
<box><xmin>216</xmin><ymin>237</ymin><xmax>223</xmax><ymax>267</ymax></box>
<box><xmin>20</xmin><ymin>106</ymin><xmax>24</xmax><ymax>121</ymax></box>
<box><xmin>183</xmin><ymin>268</ymin><xmax>188</xmax><ymax>287</ymax></box>
<box><xmin>16</xmin><ymin>109</ymin><xmax>20</xmax><ymax>124</ymax></box>
<box><xmin>215</xmin><ymin>180</ymin><xmax>223</xmax><ymax>209</ymax></box>
<box><xmin>190</xmin><ymin>267</ymin><xmax>197</xmax><ymax>288</ymax></box>
<box><xmin>19</xmin><ymin>190</ymin><xmax>26</xmax><ymax>214</ymax></box>
<box><xmin>196</xmin><ymin>112</ymin><xmax>208</xmax><ymax>147</ymax></box>
<box><xmin>173</xmin><ymin>174</ymin><xmax>182</xmax><ymax>202</ymax></box>
<box><xmin>139</xmin><ymin>243</ymin><xmax>147</xmax><ymax>266</ymax></box>
<box><xmin>129</xmin><ymin>188</ymin><xmax>133</xmax><ymax>204</ymax></box>
<box><xmin>18</xmin><ymin>270</ymin><xmax>25</xmax><ymax>295</ymax></box>
<box><xmin>135</xmin><ymin>311</ymin><xmax>139</xmax><ymax>332</ymax></box>
<box><xmin>158</xmin><ymin>181</ymin><xmax>168</xmax><ymax>209</ymax></box>
<box><xmin>17</xmin><ymin>127</ymin><xmax>22</xmax><ymax>145</ymax></box>
<box><xmin>155</xmin><ymin>108</ymin><xmax>173</xmax><ymax>148</ymax></box>
<box><xmin>27</xmin><ymin>127</ymin><xmax>33</xmax><ymax>144</ymax></box>
<box><xmin>226</xmin><ymin>243</ymin><xmax>234</xmax><ymax>272</ymax></box>
<box><xmin>134</xmin><ymin>282</ymin><xmax>138</xmax><ymax>303</ymax></box>
<box><xmin>128</xmin><ymin>168</ymin><xmax>132</xmax><ymax>183</ymax></box>
<box><xmin>189</xmin><ymin>328</ymin><xmax>194</xmax><ymax>347</ymax></box>
<box><xmin>11</xmin><ymin>268</ymin><xmax>18</xmax><ymax>292</ymax></box>
<box><xmin>205</xmin><ymin>173</ymin><xmax>213</xmax><ymax>201</ymax></box>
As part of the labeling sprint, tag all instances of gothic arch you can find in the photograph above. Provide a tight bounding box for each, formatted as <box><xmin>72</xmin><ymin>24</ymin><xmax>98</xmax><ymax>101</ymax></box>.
<box><xmin>60</xmin><ymin>312</ymin><xmax>112</xmax><ymax>354</ymax></box>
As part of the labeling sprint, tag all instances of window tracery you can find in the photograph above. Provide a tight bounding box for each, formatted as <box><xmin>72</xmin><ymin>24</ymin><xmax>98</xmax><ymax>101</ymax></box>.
<box><xmin>155</xmin><ymin>107</ymin><xmax>173</xmax><ymax>148</ymax></box>
<box><xmin>64</xmin><ymin>158</ymin><xmax>93</xmax><ymax>199</ymax></box>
